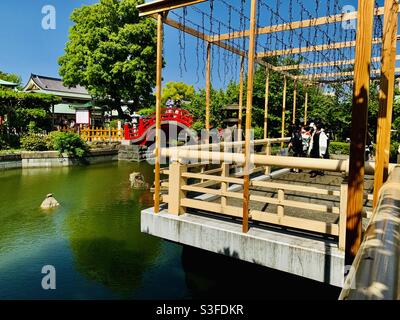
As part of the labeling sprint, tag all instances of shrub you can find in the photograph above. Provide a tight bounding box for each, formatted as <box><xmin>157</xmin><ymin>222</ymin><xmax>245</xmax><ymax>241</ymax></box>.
<box><xmin>191</xmin><ymin>121</ymin><xmax>205</xmax><ymax>132</ymax></box>
<box><xmin>253</xmin><ymin>127</ymin><xmax>264</xmax><ymax>140</ymax></box>
<box><xmin>109</xmin><ymin>119</ymin><xmax>124</xmax><ymax>129</ymax></box>
<box><xmin>137</xmin><ymin>108</ymin><xmax>155</xmax><ymax>117</ymax></box>
<box><xmin>52</xmin><ymin>132</ymin><xmax>88</xmax><ymax>158</ymax></box>
<box><xmin>390</xmin><ymin>141</ymin><xmax>399</xmax><ymax>163</ymax></box>
<box><xmin>329</xmin><ymin>142</ymin><xmax>350</xmax><ymax>155</ymax></box>
<box><xmin>20</xmin><ymin>133</ymin><xmax>52</xmax><ymax>151</ymax></box>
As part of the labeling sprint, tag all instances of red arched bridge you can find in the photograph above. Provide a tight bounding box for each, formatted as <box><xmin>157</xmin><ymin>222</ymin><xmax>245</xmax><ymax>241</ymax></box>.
<box><xmin>124</xmin><ymin>108</ymin><xmax>194</xmax><ymax>145</ymax></box>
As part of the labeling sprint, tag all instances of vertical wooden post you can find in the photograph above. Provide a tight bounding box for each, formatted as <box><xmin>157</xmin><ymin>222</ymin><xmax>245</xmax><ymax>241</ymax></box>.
<box><xmin>168</xmin><ymin>161</ymin><xmax>187</xmax><ymax>215</ymax></box>
<box><xmin>304</xmin><ymin>90</ymin><xmax>309</xmax><ymax>126</ymax></box>
<box><xmin>264</xmin><ymin>68</ymin><xmax>270</xmax><ymax>139</ymax></box>
<box><xmin>242</xmin><ymin>0</ymin><xmax>258</xmax><ymax>234</ymax></box>
<box><xmin>339</xmin><ymin>174</ymin><xmax>349</xmax><ymax>252</ymax></box>
<box><xmin>206</xmin><ymin>42</ymin><xmax>211</xmax><ymax>142</ymax></box>
<box><xmin>292</xmin><ymin>80</ymin><xmax>297</xmax><ymax>125</ymax></box>
<box><xmin>154</xmin><ymin>12</ymin><xmax>164</xmax><ymax>214</ymax></box>
<box><xmin>265</xmin><ymin>142</ymin><xmax>272</xmax><ymax>175</ymax></box>
<box><xmin>373</xmin><ymin>0</ymin><xmax>399</xmax><ymax>208</ymax></box>
<box><xmin>346</xmin><ymin>0</ymin><xmax>375</xmax><ymax>265</ymax></box>
<box><xmin>277</xmin><ymin>189</ymin><xmax>285</xmax><ymax>219</ymax></box>
<box><xmin>221</xmin><ymin>162</ymin><xmax>229</xmax><ymax>209</ymax></box>
<box><xmin>281</xmin><ymin>76</ymin><xmax>287</xmax><ymax>148</ymax></box>
<box><xmin>238</xmin><ymin>56</ymin><xmax>245</xmax><ymax>139</ymax></box>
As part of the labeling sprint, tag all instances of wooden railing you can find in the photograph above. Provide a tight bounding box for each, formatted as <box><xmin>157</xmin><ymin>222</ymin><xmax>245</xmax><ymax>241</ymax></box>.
<box><xmin>158</xmin><ymin>138</ymin><xmax>377</xmax><ymax>251</ymax></box>
<box><xmin>80</xmin><ymin>127</ymin><xmax>124</xmax><ymax>142</ymax></box>
<box><xmin>59</xmin><ymin>126</ymin><xmax>124</xmax><ymax>142</ymax></box>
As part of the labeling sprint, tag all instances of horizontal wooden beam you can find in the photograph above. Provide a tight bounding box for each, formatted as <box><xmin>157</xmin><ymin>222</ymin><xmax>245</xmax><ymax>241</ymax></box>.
<box><xmin>209</xmin><ymin>6</ymin><xmax>397</xmax><ymax>42</ymax></box>
<box><xmin>276</xmin><ymin>55</ymin><xmax>400</xmax><ymax>71</ymax></box>
<box><xmin>296</xmin><ymin>67</ymin><xmax>400</xmax><ymax>81</ymax></box>
<box><xmin>137</xmin><ymin>0</ymin><xmax>206</xmax><ymax>17</ymax></box>
<box><xmin>257</xmin><ymin>36</ymin><xmax>400</xmax><ymax>58</ymax></box>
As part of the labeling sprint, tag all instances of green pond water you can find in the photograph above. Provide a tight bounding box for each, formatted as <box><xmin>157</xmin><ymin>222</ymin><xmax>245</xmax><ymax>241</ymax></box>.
<box><xmin>0</xmin><ymin>162</ymin><xmax>341</xmax><ymax>300</ymax></box>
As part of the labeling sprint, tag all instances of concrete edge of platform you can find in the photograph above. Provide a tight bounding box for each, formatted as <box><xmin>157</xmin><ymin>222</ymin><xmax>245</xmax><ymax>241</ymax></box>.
<box><xmin>141</xmin><ymin>208</ymin><xmax>345</xmax><ymax>288</ymax></box>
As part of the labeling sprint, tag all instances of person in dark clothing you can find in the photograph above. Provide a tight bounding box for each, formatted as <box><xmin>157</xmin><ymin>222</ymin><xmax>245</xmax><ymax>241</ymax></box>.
<box><xmin>289</xmin><ymin>125</ymin><xmax>304</xmax><ymax>173</ymax></box>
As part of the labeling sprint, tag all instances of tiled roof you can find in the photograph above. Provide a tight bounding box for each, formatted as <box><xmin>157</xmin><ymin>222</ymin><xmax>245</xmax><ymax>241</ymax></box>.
<box><xmin>31</xmin><ymin>74</ymin><xmax>89</xmax><ymax>95</ymax></box>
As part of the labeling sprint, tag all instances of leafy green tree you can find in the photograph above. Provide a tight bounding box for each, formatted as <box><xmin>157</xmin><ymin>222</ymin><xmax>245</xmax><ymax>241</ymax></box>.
<box><xmin>59</xmin><ymin>0</ymin><xmax>157</xmax><ymax>118</ymax></box>
<box><xmin>0</xmin><ymin>71</ymin><xmax>21</xmax><ymax>88</ymax></box>
<box><xmin>161</xmin><ymin>82</ymin><xmax>195</xmax><ymax>106</ymax></box>
<box><xmin>0</xmin><ymin>88</ymin><xmax>61</xmax><ymax>148</ymax></box>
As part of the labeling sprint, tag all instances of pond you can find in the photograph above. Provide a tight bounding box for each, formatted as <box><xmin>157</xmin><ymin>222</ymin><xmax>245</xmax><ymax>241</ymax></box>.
<box><xmin>0</xmin><ymin>162</ymin><xmax>340</xmax><ymax>300</ymax></box>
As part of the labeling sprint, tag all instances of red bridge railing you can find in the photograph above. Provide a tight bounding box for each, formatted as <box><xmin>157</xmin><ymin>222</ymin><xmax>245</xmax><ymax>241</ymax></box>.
<box><xmin>124</xmin><ymin>108</ymin><xmax>194</xmax><ymax>142</ymax></box>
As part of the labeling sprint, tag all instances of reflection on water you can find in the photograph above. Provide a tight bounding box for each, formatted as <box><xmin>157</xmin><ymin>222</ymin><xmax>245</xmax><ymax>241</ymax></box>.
<box><xmin>0</xmin><ymin>162</ymin><xmax>340</xmax><ymax>300</ymax></box>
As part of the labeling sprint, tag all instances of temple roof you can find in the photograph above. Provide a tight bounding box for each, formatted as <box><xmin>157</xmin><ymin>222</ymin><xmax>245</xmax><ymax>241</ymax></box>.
<box><xmin>23</xmin><ymin>74</ymin><xmax>91</xmax><ymax>100</ymax></box>
<box><xmin>0</xmin><ymin>79</ymin><xmax>18</xmax><ymax>87</ymax></box>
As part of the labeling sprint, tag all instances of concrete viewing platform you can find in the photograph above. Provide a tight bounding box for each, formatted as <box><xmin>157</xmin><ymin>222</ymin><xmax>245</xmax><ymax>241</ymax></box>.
<box><xmin>141</xmin><ymin>170</ymin><xmax>375</xmax><ymax>288</ymax></box>
<box><xmin>141</xmin><ymin>207</ymin><xmax>345</xmax><ymax>287</ymax></box>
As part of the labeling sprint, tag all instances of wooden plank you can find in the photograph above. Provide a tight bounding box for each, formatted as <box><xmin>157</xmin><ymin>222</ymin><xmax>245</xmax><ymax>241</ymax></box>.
<box><xmin>238</xmin><ymin>56</ymin><xmax>245</xmax><ymax>138</ymax></box>
<box><xmin>182</xmin><ymin>172</ymin><xmax>244</xmax><ymax>185</ymax></box>
<box><xmin>339</xmin><ymin>176</ymin><xmax>348</xmax><ymax>251</ymax></box>
<box><xmin>206</xmin><ymin>42</ymin><xmax>211</xmax><ymax>136</ymax></box>
<box><xmin>249</xmin><ymin>194</ymin><xmax>340</xmax><ymax>214</ymax></box>
<box><xmin>346</xmin><ymin>0</ymin><xmax>375</xmax><ymax>265</ymax></box>
<box><xmin>373</xmin><ymin>0</ymin><xmax>399</xmax><ymax>208</ymax></box>
<box><xmin>154</xmin><ymin>13</ymin><xmax>164</xmax><ymax>214</ymax></box>
<box><xmin>168</xmin><ymin>162</ymin><xmax>187</xmax><ymax>215</ymax></box>
<box><xmin>242</xmin><ymin>0</ymin><xmax>258</xmax><ymax>233</ymax></box>
<box><xmin>181</xmin><ymin>198</ymin><xmax>243</xmax><ymax>217</ymax></box>
<box><xmin>257</xmin><ymin>37</ymin><xmax>387</xmax><ymax>58</ymax></box>
<box><xmin>292</xmin><ymin>80</ymin><xmax>297</xmax><ymax>124</ymax></box>
<box><xmin>137</xmin><ymin>0</ymin><xmax>206</xmax><ymax>17</ymax></box>
<box><xmin>251</xmin><ymin>180</ymin><xmax>341</xmax><ymax>197</ymax></box>
<box><xmin>250</xmin><ymin>210</ymin><xmax>339</xmax><ymax>236</ymax></box>
<box><xmin>296</xmin><ymin>67</ymin><xmax>400</xmax><ymax>81</ymax></box>
<box><xmin>281</xmin><ymin>76</ymin><xmax>287</xmax><ymax>147</ymax></box>
<box><xmin>275</xmin><ymin>55</ymin><xmax>400</xmax><ymax>72</ymax></box>
<box><xmin>304</xmin><ymin>90</ymin><xmax>309</xmax><ymax>125</ymax></box>
<box><xmin>264</xmin><ymin>68</ymin><xmax>270</xmax><ymax>139</ymax></box>
<box><xmin>209</xmin><ymin>6</ymin><xmax>389</xmax><ymax>42</ymax></box>
<box><xmin>221</xmin><ymin>163</ymin><xmax>229</xmax><ymax>208</ymax></box>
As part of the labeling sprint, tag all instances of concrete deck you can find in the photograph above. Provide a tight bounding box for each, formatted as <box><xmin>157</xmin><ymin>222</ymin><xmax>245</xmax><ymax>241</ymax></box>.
<box><xmin>141</xmin><ymin>171</ymin><xmax>374</xmax><ymax>288</ymax></box>
<box><xmin>141</xmin><ymin>208</ymin><xmax>345</xmax><ymax>287</ymax></box>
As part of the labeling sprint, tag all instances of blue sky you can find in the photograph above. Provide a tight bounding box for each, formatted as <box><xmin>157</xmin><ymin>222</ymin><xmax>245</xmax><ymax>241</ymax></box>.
<box><xmin>0</xmin><ymin>0</ymin><xmax>371</xmax><ymax>91</ymax></box>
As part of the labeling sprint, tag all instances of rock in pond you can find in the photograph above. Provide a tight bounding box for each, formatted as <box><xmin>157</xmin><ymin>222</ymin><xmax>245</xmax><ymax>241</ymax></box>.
<box><xmin>40</xmin><ymin>193</ymin><xmax>60</xmax><ymax>209</ymax></box>
<box><xmin>129</xmin><ymin>172</ymin><xmax>149</xmax><ymax>189</ymax></box>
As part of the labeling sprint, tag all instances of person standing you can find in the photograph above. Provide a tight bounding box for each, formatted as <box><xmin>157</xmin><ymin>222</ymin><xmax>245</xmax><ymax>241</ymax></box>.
<box><xmin>308</xmin><ymin>123</ymin><xmax>329</xmax><ymax>177</ymax></box>
<box><xmin>289</xmin><ymin>125</ymin><xmax>304</xmax><ymax>173</ymax></box>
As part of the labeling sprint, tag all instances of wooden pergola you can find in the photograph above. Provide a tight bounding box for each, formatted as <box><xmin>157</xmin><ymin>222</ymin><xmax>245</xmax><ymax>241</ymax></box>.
<box><xmin>137</xmin><ymin>0</ymin><xmax>399</xmax><ymax>265</ymax></box>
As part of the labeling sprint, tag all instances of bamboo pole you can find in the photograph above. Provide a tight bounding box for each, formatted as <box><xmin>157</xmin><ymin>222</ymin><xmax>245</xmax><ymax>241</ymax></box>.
<box><xmin>206</xmin><ymin>42</ymin><xmax>211</xmax><ymax>142</ymax></box>
<box><xmin>346</xmin><ymin>0</ymin><xmax>375</xmax><ymax>266</ymax></box>
<box><xmin>264</xmin><ymin>68</ymin><xmax>270</xmax><ymax>139</ymax></box>
<box><xmin>281</xmin><ymin>76</ymin><xmax>287</xmax><ymax>148</ymax></box>
<box><xmin>238</xmin><ymin>56</ymin><xmax>245</xmax><ymax>143</ymax></box>
<box><xmin>373</xmin><ymin>0</ymin><xmax>399</xmax><ymax>208</ymax></box>
<box><xmin>292</xmin><ymin>80</ymin><xmax>297</xmax><ymax>125</ymax></box>
<box><xmin>242</xmin><ymin>0</ymin><xmax>258</xmax><ymax>234</ymax></box>
<box><xmin>304</xmin><ymin>90</ymin><xmax>309</xmax><ymax>125</ymax></box>
<box><xmin>154</xmin><ymin>12</ymin><xmax>164</xmax><ymax>214</ymax></box>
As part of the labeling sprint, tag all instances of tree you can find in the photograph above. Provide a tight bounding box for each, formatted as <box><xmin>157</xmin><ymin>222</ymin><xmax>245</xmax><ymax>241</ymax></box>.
<box><xmin>0</xmin><ymin>71</ymin><xmax>22</xmax><ymax>88</ymax></box>
<box><xmin>59</xmin><ymin>0</ymin><xmax>157</xmax><ymax>118</ymax></box>
<box><xmin>0</xmin><ymin>88</ymin><xmax>61</xmax><ymax>148</ymax></box>
<box><xmin>161</xmin><ymin>82</ymin><xmax>195</xmax><ymax>106</ymax></box>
